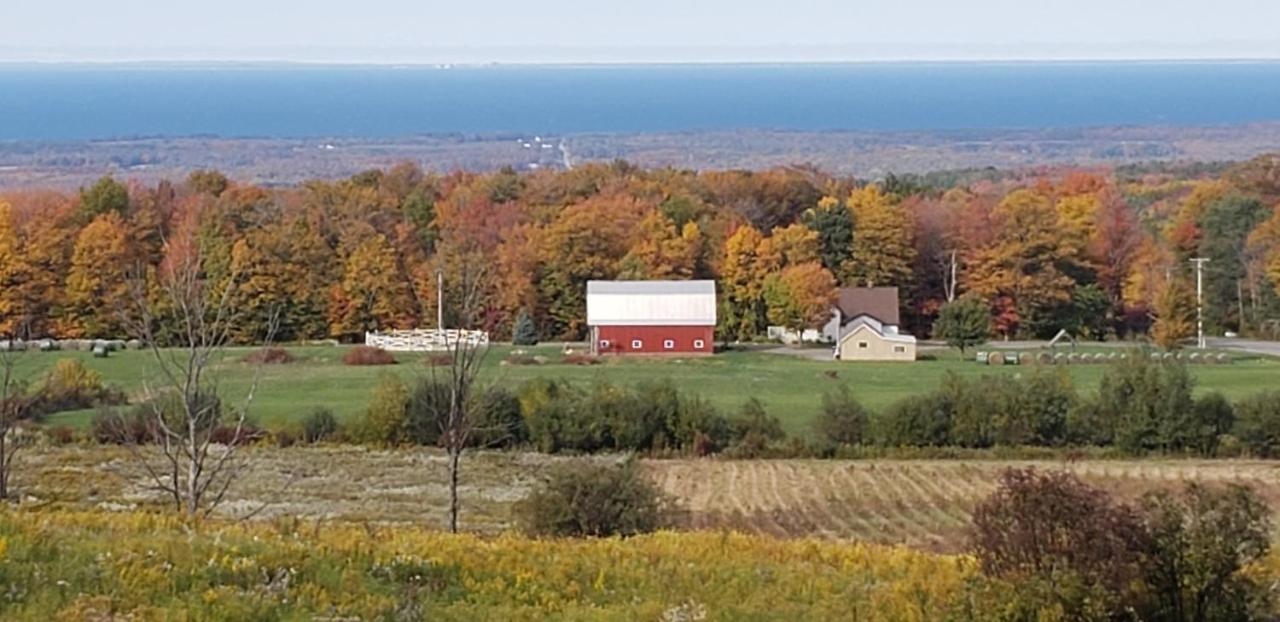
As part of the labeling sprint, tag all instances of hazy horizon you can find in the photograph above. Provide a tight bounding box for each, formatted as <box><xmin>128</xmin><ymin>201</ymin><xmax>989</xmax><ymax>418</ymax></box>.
<box><xmin>3</xmin><ymin>0</ymin><xmax>1279</xmax><ymax>64</ymax></box>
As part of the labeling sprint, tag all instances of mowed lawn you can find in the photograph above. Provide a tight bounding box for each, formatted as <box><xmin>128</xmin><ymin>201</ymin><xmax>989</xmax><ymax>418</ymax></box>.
<box><xmin>22</xmin><ymin>343</ymin><xmax>1280</xmax><ymax>436</ymax></box>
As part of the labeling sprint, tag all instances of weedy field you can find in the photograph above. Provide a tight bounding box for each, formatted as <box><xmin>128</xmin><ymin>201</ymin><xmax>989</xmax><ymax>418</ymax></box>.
<box><xmin>16</xmin><ymin>445</ymin><xmax>1280</xmax><ymax>552</ymax></box>
<box><xmin>16</xmin><ymin>344</ymin><xmax>1280</xmax><ymax>436</ymax></box>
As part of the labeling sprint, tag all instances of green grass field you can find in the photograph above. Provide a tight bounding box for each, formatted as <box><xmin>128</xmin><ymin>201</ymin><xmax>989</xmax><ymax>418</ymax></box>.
<box><xmin>18</xmin><ymin>343</ymin><xmax>1280</xmax><ymax>435</ymax></box>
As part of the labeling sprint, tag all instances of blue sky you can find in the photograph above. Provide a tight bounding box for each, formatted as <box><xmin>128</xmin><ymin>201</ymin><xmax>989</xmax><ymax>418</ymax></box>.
<box><xmin>2</xmin><ymin>0</ymin><xmax>1279</xmax><ymax>62</ymax></box>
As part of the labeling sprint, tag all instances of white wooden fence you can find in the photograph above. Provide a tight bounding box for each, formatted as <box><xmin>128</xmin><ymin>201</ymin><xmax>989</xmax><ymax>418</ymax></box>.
<box><xmin>365</xmin><ymin>329</ymin><xmax>490</xmax><ymax>352</ymax></box>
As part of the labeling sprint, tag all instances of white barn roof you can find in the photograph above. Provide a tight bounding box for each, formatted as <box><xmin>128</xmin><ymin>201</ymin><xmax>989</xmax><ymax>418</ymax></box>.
<box><xmin>587</xmin><ymin>280</ymin><xmax>717</xmax><ymax>326</ymax></box>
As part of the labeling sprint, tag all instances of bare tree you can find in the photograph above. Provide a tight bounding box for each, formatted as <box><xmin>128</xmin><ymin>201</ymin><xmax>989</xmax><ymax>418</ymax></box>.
<box><xmin>116</xmin><ymin>249</ymin><xmax>276</xmax><ymax>517</ymax></box>
<box><xmin>0</xmin><ymin>331</ymin><xmax>31</xmax><ymax>501</ymax></box>
<box><xmin>424</xmin><ymin>247</ymin><xmax>492</xmax><ymax>533</ymax></box>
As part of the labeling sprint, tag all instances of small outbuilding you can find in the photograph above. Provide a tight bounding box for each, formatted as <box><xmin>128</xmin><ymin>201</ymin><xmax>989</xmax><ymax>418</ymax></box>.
<box><xmin>823</xmin><ymin>286</ymin><xmax>917</xmax><ymax>362</ymax></box>
<box><xmin>586</xmin><ymin>280</ymin><xmax>716</xmax><ymax>355</ymax></box>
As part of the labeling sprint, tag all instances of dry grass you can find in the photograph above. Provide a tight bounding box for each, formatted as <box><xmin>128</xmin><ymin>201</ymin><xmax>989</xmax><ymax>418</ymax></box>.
<box><xmin>14</xmin><ymin>446</ymin><xmax>1280</xmax><ymax>551</ymax></box>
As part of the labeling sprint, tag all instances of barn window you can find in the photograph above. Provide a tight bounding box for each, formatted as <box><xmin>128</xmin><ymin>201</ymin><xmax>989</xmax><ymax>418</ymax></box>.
<box><xmin>599</xmin><ymin>339</ymin><xmax>610</xmax><ymax>349</ymax></box>
<box><xmin>693</xmin><ymin>339</ymin><xmax>705</xmax><ymax>349</ymax></box>
<box><xmin>894</xmin><ymin>345</ymin><xmax>906</xmax><ymax>353</ymax></box>
<box><xmin>663</xmin><ymin>339</ymin><xmax>675</xmax><ymax>349</ymax></box>
<box><xmin>631</xmin><ymin>339</ymin><xmax>643</xmax><ymax>349</ymax></box>
<box><xmin>858</xmin><ymin>341</ymin><xmax>869</xmax><ymax>349</ymax></box>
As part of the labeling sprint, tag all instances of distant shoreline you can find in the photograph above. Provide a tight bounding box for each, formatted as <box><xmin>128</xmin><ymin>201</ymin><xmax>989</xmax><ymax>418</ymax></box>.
<box><xmin>0</xmin><ymin>124</ymin><xmax>1274</xmax><ymax>190</ymax></box>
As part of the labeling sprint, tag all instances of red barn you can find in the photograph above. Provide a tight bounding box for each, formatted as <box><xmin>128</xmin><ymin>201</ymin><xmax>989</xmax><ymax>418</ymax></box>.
<box><xmin>587</xmin><ymin>280</ymin><xmax>717</xmax><ymax>355</ymax></box>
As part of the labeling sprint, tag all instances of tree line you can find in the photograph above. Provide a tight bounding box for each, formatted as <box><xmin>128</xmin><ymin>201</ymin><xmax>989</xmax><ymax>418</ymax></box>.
<box><xmin>2</xmin><ymin>156</ymin><xmax>1280</xmax><ymax>344</ymax></box>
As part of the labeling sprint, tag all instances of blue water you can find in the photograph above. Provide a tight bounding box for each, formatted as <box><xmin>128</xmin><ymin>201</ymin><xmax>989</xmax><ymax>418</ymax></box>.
<box><xmin>2</xmin><ymin>62</ymin><xmax>1280</xmax><ymax>140</ymax></box>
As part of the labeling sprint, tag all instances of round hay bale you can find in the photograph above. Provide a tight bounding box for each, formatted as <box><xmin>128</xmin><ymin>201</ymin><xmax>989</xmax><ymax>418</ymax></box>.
<box><xmin>1053</xmin><ymin>353</ymin><xmax>1068</xmax><ymax>364</ymax></box>
<box><xmin>1163</xmin><ymin>352</ymin><xmax>1177</xmax><ymax>361</ymax></box>
<box><xmin>1037</xmin><ymin>352</ymin><xmax>1053</xmax><ymax>364</ymax></box>
<box><xmin>988</xmin><ymin>352</ymin><xmax>1005</xmax><ymax>366</ymax></box>
<box><xmin>975</xmin><ymin>351</ymin><xmax>989</xmax><ymax>364</ymax></box>
<box><xmin>126</xmin><ymin>339</ymin><xmax>144</xmax><ymax>350</ymax></box>
<box><xmin>37</xmin><ymin>338</ymin><xmax>58</xmax><ymax>352</ymax></box>
<box><xmin>1067</xmin><ymin>353</ymin><xmax>1081</xmax><ymax>364</ymax></box>
<box><xmin>1216</xmin><ymin>353</ymin><xmax>1232</xmax><ymax>364</ymax></box>
<box><xmin>1188</xmin><ymin>352</ymin><xmax>1201</xmax><ymax>363</ymax></box>
<box><xmin>1006</xmin><ymin>352</ymin><xmax>1021</xmax><ymax>365</ymax></box>
<box><xmin>92</xmin><ymin>344</ymin><xmax>109</xmax><ymax>358</ymax></box>
<box><xmin>1019</xmin><ymin>353</ymin><xmax>1035</xmax><ymax>365</ymax></box>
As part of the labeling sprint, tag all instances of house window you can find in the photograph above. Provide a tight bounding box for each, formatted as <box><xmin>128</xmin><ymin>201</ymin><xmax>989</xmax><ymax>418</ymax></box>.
<box><xmin>693</xmin><ymin>339</ymin><xmax>705</xmax><ymax>349</ymax></box>
<box><xmin>631</xmin><ymin>339</ymin><xmax>643</xmax><ymax>349</ymax></box>
<box><xmin>663</xmin><ymin>339</ymin><xmax>675</xmax><ymax>349</ymax></box>
<box><xmin>858</xmin><ymin>341</ymin><xmax>869</xmax><ymax>349</ymax></box>
<box><xmin>894</xmin><ymin>345</ymin><xmax>906</xmax><ymax>353</ymax></box>
<box><xmin>599</xmin><ymin>340</ymin><xmax>610</xmax><ymax>350</ymax></box>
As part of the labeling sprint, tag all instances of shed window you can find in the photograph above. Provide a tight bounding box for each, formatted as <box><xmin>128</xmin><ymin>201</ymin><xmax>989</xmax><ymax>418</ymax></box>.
<box><xmin>693</xmin><ymin>339</ymin><xmax>705</xmax><ymax>349</ymax></box>
<box><xmin>663</xmin><ymin>339</ymin><xmax>675</xmax><ymax>349</ymax></box>
<box><xmin>599</xmin><ymin>339</ymin><xmax>610</xmax><ymax>349</ymax></box>
<box><xmin>858</xmin><ymin>341</ymin><xmax>869</xmax><ymax>349</ymax></box>
<box><xmin>893</xmin><ymin>345</ymin><xmax>906</xmax><ymax>353</ymax></box>
<box><xmin>631</xmin><ymin>339</ymin><xmax>643</xmax><ymax>349</ymax></box>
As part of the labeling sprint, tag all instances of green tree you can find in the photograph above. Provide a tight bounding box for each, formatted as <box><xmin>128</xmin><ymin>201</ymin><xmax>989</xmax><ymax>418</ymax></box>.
<box><xmin>77</xmin><ymin>176</ymin><xmax>129</xmax><ymax>222</ymax></box>
<box><xmin>512</xmin><ymin>308</ymin><xmax>538</xmax><ymax>346</ymax></box>
<box><xmin>802</xmin><ymin>196</ymin><xmax>855</xmax><ymax>280</ymax></box>
<box><xmin>932</xmin><ymin>297</ymin><xmax>989</xmax><ymax>353</ymax></box>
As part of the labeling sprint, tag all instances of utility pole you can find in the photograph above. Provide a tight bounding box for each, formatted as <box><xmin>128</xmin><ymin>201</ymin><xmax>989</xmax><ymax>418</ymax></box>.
<box><xmin>436</xmin><ymin>268</ymin><xmax>444</xmax><ymax>331</ymax></box>
<box><xmin>1189</xmin><ymin>258</ymin><xmax>1210</xmax><ymax>349</ymax></box>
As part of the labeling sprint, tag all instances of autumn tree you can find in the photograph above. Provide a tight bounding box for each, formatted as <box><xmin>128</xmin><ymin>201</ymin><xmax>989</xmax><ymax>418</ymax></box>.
<box><xmin>329</xmin><ymin>234</ymin><xmax>417</xmax><ymax>340</ymax></box>
<box><xmin>616</xmin><ymin>211</ymin><xmax>702</xmax><ymax>280</ymax></box>
<box><xmin>846</xmin><ymin>185</ymin><xmax>915</xmax><ymax>287</ymax></box>
<box><xmin>537</xmin><ymin>196</ymin><xmax>645</xmax><ymax>338</ymax></box>
<box><xmin>768</xmin><ymin>222</ymin><xmax>820</xmax><ymax>267</ymax></box>
<box><xmin>719</xmin><ymin>225</ymin><xmax>778</xmax><ymax>341</ymax></box>
<box><xmin>1152</xmin><ymin>277</ymin><xmax>1196</xmax><ymax>350</ymax></box>
<box><xmin>967</xmin><ymin>190</ymin><xmax>1075</xmax><ymax>337</ymax></box>
<box><xmin>762</xmin><ymin>262</ymin><xmax>837</xmax><ymax>333</ymax></box>
<box><xmin>0</xmin><ymin>202</ymin><xmax>22</xmax><ymax>336</ymax></box>
<box><xmin>62</xmin><ymin>212</ymin><xmax>132</xmax><ymax>337</ymax></box>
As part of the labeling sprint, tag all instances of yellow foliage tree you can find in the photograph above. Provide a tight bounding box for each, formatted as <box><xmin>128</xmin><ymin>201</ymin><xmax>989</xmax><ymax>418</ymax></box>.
<box><xmin>617</xmin><ymin>211</ymin><xmax>703</xmax><ymax>279</ymax></box>
<box><xmin>966</xmin><ymin>190</ymin><xmax>1075</xmax><ymax>337</ymax></box>
<box><xmin>763</xmin><ymin>262</ymin><xmax>838</xmax><ymax>332</ymax></box>
<box><xmin>1151</xmin><ymin>277</ymin><xmax>1196</xmax><ymax>350</ymax></box>
<box><xmin>846</xmin><ymin>185</ymin><xmax>916</xmax><ymax>287</ymax></box>
<box><xmin>328</xmin><ymin>234</ymin><xmax>417</xmax><ymax>340</ymax></box>
<box><xmin>720</xmin><ymin>225</ymin><xmax>781</xmax><ymax>340</ymax></box>
<box><xmin>0</xmin><ymin>202</ymin><xmax>20</xmax><ymax>335</ymax></box>
<box><xmin>768</xmin><ymin>222</ymin><xmax>821</xmax><ymax>267</ymax></box>
<box><xmin>62</xmin><ymin>212</ymin><xmax>131</xmax><ymax>338</ymax></box>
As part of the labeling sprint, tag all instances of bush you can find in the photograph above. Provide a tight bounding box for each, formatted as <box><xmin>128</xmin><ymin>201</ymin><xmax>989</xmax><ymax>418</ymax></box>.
<box><xmin>875</xmin><ymin>393</ymin><xmax>952</xmax><ymax>447</ymax></box>
<box><xmin>1233</xmin><ymin>390</ymin><xmax>1280</xmax><ymax>457</ymax></box>
<box><xmin>1139</xmin><ymin>483</ymin><xmax>1272</xmax><ymax>621</ymax></box>
<box><xmin>28</xmin><ymin>358</ymin><xmax>126</xmax><ymax>417</ymax></box>
<box><xmin>343</xmin><ymin>346</ymin><xmax>397</xmax><ymax>366</ymax></box>
<box><xmin>515</xmin><ymin>460</ymin><xmax>671</xmax><ymax>537</ymax></box>
<box><xmin>356</xmin><ymin>374</ymin><xmax>410</xmax><ymax>446</ymax></box>
<box><xmin>815</xmin><ymin>385</ymin><xmax>868</xmax><ymax>445</ymax></box>
<box><xmin>971</xmin><ymin>469</ymin><xmax>1150</xmax><ymax>616</ymax></box>
<box><xmin>242</xmin><ymin>347</ymin><xmax>295</xmax><ymax>365</ymax></box>
<box><xmin>470</xmin><ymin>387</ymin><xmax>527</xmax><ymax>448</ymax></box>
<box><xmin>728</xmin><ymin>398</ymin><xmax>785</xmax><ymax>457</ymax></box>
<box><xmin>1190</xmin><ymin>392</ymin><xmax>1234</xmax><ymax>456</ymax></box>
<box><xmin>301</xmin><ymin>407</ymin><xmax>339</xmax><ymax>443</ymax></box>
<box><xmin>1094</xmin><ymin>354</ymin><xmax>1195</xmax><ymax>454</ymax></box>
<box><xmin>520</xmin><ymin>379</ymin><xmax>732</xmax><ymax>455</ymax></box>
